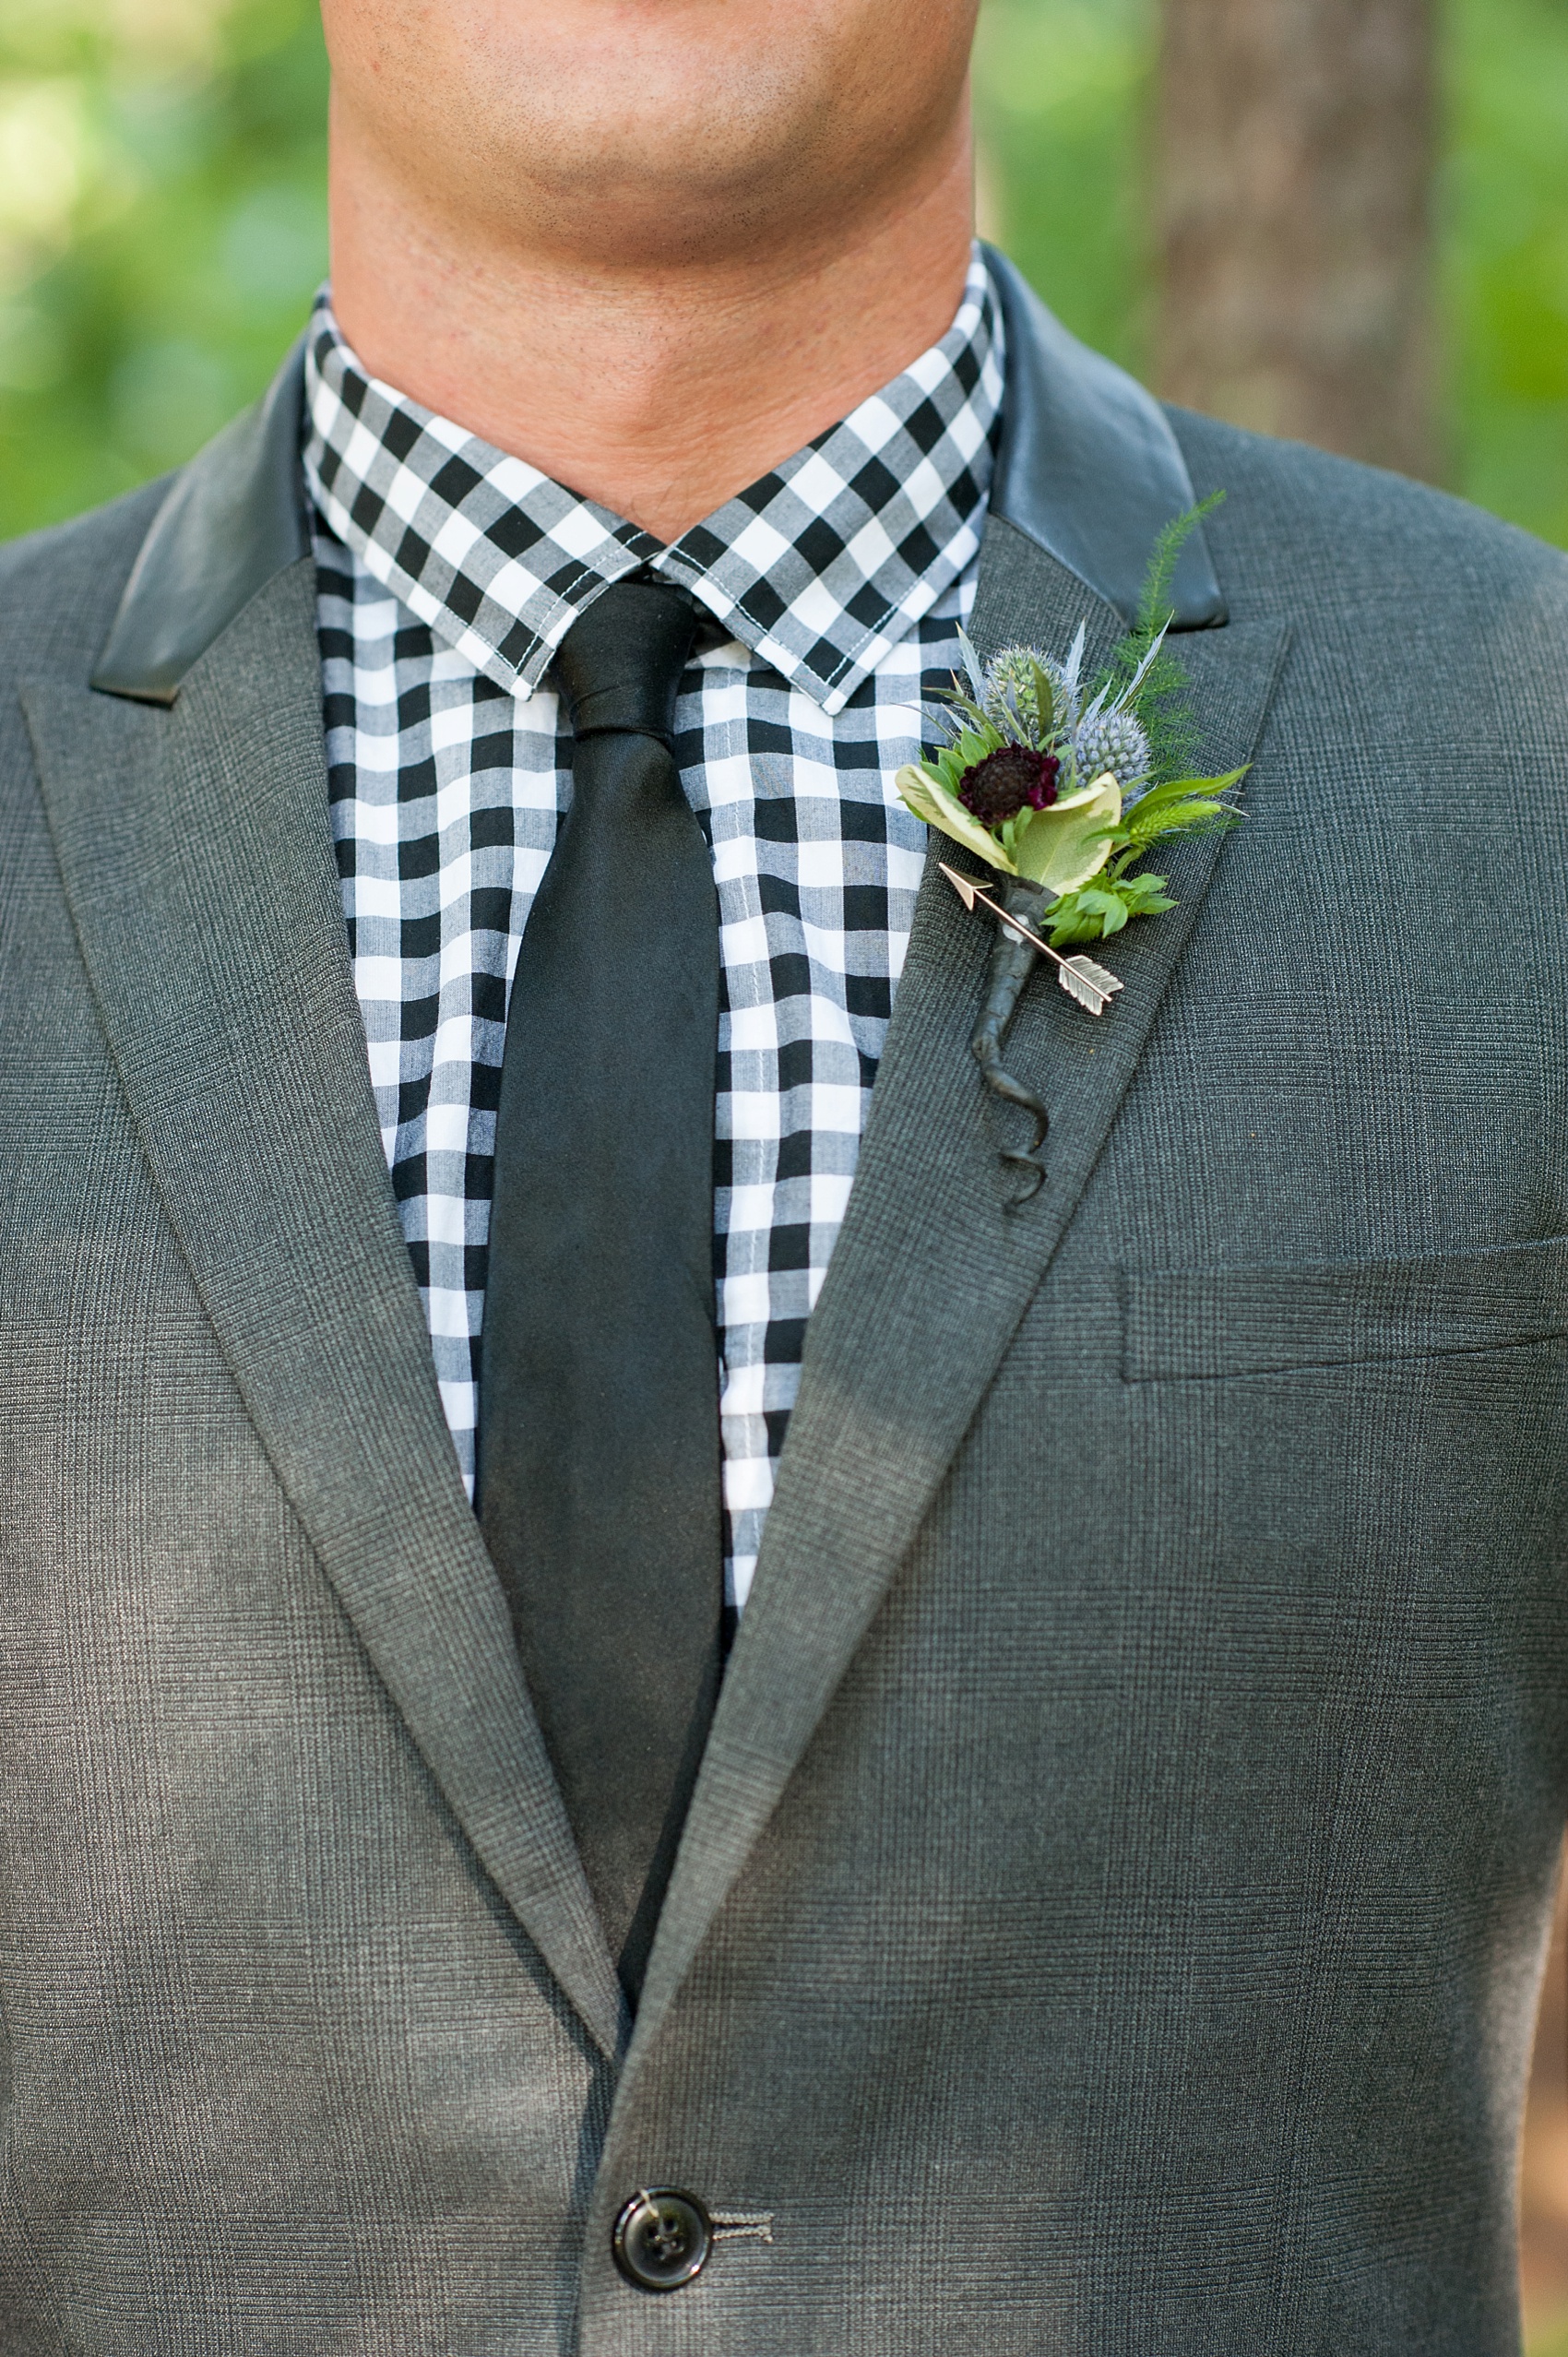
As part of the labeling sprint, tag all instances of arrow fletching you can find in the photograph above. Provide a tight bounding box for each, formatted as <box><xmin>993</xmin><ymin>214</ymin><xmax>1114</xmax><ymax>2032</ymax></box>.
<box><xmin>1057</xmin><ymin>956</ymin><xmax>1124</xmax><ymax>1018</ymax></box>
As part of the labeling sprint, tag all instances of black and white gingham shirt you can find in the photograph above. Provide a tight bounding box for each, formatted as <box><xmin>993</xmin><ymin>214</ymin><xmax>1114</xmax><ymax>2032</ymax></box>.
<box><xmin>303</xmin><ymin>250</ymin><xmax>1004</xmax><ymax>1613</ymax></box>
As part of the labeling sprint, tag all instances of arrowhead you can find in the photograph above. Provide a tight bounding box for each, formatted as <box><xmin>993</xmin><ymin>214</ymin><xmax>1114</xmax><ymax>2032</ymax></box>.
<box><xmin>938</xmin><ymin>861</ymin><xmax>981</xmax><ymax>912</ymax></box>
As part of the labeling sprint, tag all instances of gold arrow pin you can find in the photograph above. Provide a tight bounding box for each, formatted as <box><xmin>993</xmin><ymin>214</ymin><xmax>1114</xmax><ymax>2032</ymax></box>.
<box><xmin>939</xmin><ymin>863</ymin><xmax>1125</xmax><ymax>1018</ymax></box>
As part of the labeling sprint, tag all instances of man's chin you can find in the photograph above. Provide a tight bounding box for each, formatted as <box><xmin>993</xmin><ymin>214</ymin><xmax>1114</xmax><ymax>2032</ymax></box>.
<box><xmin>325</xmin><ymin>0</ymin><xmax>977</xmax><ymax>278</ymax></box>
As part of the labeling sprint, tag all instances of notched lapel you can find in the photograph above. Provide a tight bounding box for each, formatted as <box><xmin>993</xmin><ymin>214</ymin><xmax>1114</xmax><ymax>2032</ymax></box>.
<box><xmin>634</xmin><ymin>522</ymin><xmax>1289</xmax><ymax>2053</ymax></box>
<box><xmin>24</xmin><ymin>565</ymin><xmax>623</xmax><ymax>2061</ymax></box>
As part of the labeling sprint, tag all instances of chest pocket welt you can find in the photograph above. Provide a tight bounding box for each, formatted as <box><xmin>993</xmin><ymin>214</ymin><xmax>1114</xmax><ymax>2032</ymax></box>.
<box><xmin>1120</xmin><ymin>1233</ymin><xmax>1568</xmax><ymax>1382</ymax></box>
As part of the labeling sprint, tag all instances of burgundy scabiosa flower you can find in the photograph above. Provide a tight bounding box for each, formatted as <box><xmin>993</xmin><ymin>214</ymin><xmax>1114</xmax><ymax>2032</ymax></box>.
<box><xmin>956</xmin><ymin>744</ymin><xmax>1060</xmax><ymax>827</ymax></box>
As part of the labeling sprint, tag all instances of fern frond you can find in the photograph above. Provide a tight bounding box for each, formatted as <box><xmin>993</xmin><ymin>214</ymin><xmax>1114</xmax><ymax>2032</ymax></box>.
<box><xmin>1136</xmin><ymin>490</ymin><xmax>1225</xmax><ymax>638</ymax></box>
<box><xmin>1086</xmin><ymin>494</ymin><xmax>1226</xmax><ymax>787</ymax></box>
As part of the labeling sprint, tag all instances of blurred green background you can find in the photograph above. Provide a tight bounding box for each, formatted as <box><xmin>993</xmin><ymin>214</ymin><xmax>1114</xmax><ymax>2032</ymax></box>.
<box><xmin>0</xmin><ymin>0</ymin><xmax>327</xmax><ymax>533</ymax></box>
<box><xmin>2</xmin><ymin>0</ymin><xmax>1568</xmax><ymax>545</ymax></box>
<box><xmin>971</xmin><ymin>0</ymin><xmax>1568</xmax><ymax>546</ymax></box>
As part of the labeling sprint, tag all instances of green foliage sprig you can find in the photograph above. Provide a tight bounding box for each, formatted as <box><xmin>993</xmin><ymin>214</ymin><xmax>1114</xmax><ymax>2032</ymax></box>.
<box><xmin>1042</xmin><ymin>766</ymin><xmax>1247</xmax><ymax>943</ymax></box>
<box><xmin>1093</xmin><ymin>489</ymin><xmax>1226</xmax><ymax>786</ymax></box>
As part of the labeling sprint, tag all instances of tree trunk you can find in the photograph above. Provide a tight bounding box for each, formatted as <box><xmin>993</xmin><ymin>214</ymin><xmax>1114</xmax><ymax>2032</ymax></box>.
<box><xmin>1155</xmin><ymin>0</ymin><xmax>1437</xmax><ymax>479</ymax></box>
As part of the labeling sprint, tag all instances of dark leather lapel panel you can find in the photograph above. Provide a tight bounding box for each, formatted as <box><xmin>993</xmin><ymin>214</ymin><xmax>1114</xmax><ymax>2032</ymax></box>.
<box><xmin>90</xmin><ymin>339</ymin><xmax>310</xmax><ymax>706</ymax></box>
<box><xmin>24</xmin><ymin>565</ymin><xmax>623</xmax><ymax>2061</ymax></box>
<box><xmin>984</xmin><ymin>246</ymin><xmax>1225</xmax><ymax>630</ymax></box>
<box><xmin>632</xmin><ymin>519</ymin><xmax>1289</xmax><ymax>2054</ymax></box>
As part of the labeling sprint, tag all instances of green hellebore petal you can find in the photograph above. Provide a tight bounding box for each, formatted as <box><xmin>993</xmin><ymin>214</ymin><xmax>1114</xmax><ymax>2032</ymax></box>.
<box><xmin>893</xmin><ymin>763</ymin><xmax>1018</xmax><ymax>875</ymax></box>
<box><xmin>1014</xmin><ymin>770</ymin><xmax>1123</xmax><ymax>895</ymax></box>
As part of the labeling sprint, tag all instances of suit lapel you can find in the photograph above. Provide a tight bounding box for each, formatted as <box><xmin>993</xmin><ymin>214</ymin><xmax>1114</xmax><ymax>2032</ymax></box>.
<box><xmin>24</xmin><ymin>563</ymin><xmax>623</xmax><ymax>2061</ymax></box>
<box><xmin>634</xmin><ymin>517</ymin><xmax>1289</xmax><ymax>2048</ymax></box>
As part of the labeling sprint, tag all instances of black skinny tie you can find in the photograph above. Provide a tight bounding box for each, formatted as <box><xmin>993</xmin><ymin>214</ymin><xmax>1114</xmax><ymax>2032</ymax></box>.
<box><xmin>477</xmin><ymin>577</ymin><xmax>722</xmax><ymax>2004</ymax></box>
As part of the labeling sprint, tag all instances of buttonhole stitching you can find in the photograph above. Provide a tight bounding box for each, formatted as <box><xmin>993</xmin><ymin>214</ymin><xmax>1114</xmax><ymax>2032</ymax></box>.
<box><xmin>709</xmin><ymin>2211</ymin><xmax>775</xmax><ymax>2244</ymax></box>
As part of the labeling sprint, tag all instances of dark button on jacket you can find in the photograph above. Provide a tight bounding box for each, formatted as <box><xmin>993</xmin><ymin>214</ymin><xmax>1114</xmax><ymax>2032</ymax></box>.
<box><xmin>612</xmin><ymin>2189</ymin><xmax>712</xmax><ymax>2291</ymax></box>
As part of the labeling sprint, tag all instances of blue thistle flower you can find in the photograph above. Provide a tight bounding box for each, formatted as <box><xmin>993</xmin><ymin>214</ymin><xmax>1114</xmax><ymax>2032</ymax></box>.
<box><xmin>1074</xmin><ymin>707</ymin><xmax>1151</xmax><ymax>792</ymax></box>
<box><xmin>982</xmin><ymin>646</ymin><xmax>1077</xmax><ymax>744</ymax></box>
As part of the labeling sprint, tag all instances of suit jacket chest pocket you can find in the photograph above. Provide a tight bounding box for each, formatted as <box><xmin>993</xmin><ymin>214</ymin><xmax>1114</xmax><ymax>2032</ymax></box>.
<box><xmin>1109</xmin><ymin>1234</ymin><xmax>1568</xmax><ymax>1685</ymax></box>
<box><xmin>1120</xmin><ymin>1233</ymin><xmax>1568</xmax><ymax>1384</ymax></box>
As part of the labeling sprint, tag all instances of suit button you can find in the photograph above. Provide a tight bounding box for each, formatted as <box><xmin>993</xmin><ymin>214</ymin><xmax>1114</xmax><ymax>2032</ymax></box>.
<box><xmin>612</xmin><ymin>2188</ymin><xmax>711</xmax><ymax>2291</ymax></box>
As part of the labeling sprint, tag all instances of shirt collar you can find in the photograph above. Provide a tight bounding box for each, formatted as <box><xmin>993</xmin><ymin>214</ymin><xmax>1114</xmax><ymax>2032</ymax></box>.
<box><xmin>301</xmin><ymin>247</ymin><xmax>1004</xmax><ymax>717</ymax></box>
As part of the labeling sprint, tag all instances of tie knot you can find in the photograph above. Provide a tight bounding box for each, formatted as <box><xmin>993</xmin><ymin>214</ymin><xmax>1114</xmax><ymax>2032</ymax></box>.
<box><xmin>552</xmin><ymin>577</ymin><xmax>698</xmax><ymax>744</ymax></box>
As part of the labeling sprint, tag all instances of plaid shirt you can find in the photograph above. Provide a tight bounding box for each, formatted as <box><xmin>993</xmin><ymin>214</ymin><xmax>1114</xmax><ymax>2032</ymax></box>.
<box><xmin>303</xmin><ymin>249</ymin><xmax>1004</xmax><ymax>1613</ymax></box>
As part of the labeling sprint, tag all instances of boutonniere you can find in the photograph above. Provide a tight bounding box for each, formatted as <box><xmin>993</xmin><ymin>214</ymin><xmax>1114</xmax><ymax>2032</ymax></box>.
<box><xmin>895</xmin><ymin>501</ymin><xmax>1244</xmax><ymax>1196</ymax></box>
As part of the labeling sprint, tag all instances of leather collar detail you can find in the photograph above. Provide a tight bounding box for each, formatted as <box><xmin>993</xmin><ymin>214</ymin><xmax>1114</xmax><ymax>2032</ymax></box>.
<box><xmin>983</xmin><ymin>246</ymin><xmax>1225</xmax><ymax>632</ymax></box>
<box><xmin>90</xmin><ymin>258</ymin><xmax>1223</xmax><ymax>707</ymax></box>
<box><xmin>90</xmin><ymin>339</ymin><xmax>310</xmax><ymax>706</ymax></box>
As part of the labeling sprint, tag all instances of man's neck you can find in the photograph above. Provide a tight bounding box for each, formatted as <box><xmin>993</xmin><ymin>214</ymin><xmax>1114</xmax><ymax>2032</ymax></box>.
<box><xmin>327</xmin><ymin>104</ymin><xmax>976</xmax><ymax>547</ymax></box>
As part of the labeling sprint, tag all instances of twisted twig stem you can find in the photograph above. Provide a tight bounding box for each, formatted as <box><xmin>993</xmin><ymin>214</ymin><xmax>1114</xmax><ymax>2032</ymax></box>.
<box><xmin>970</xmin><ymin>878</ymin><xmax>1050</xmax><ymax>1201</ymax></box>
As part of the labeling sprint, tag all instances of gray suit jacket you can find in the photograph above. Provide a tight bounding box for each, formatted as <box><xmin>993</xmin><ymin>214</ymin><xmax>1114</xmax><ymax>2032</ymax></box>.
<box><xmin>4</xmin><ymin>251</ymin><xmax>1567</xmax><ymax>2353</ymax></box>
